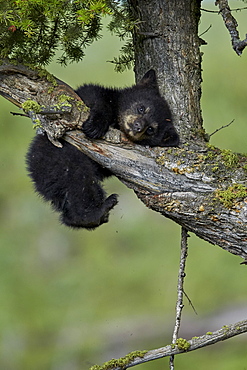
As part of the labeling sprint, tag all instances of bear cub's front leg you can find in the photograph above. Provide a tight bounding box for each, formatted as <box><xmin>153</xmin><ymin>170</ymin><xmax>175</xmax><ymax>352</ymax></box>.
<box><xmin>76</xmin><ymin>84</ymin><xmax>118</xmax><ymax>140</ymax></box>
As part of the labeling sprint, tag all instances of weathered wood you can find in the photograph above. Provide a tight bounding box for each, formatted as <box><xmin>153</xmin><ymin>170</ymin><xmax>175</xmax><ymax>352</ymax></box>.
<box><xmin>65</xmin><ymin>130</ymin><xmax>247</xmax><ymax>260</ymax></box>
<box><xmin>0</xmin><ymin>61</ymin><xmax>89</xmax><ymax>144</ymax></box>
<box><xmin>216</xmin><ymin>0</ymin><xmax>247</xmax><ymax>55</ymax></box>
<box><xmin>92</xmin><ymin>319</ymin><xmax>247</xmax><ymax>369</ymax></box>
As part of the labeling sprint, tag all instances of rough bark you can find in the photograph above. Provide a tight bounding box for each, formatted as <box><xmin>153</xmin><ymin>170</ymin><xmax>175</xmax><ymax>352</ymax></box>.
<box><xmin>0</xmin><ymin>63</ymin><xmax>89</xmax><ymax>144</ymax></box>
<box><xmin>216</xmin><ymin>0</ymin><xmax>247</xmax><ymax>55</ymax></box>
<box><xmin>65</xmin><ymin>132</ymin><xmax>247</xmax><ymax>260</ymax></box>
<box><xmin>0</xmin><ymin>61</ymin><xmax>246</xmax><ymax>261</ymax></box>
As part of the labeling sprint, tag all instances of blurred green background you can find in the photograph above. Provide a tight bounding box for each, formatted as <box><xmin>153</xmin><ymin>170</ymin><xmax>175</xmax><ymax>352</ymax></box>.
<box><xmin>0</xmin><ymin>1</ymin><xmax>246</xmax><ymax>369</ymax></box>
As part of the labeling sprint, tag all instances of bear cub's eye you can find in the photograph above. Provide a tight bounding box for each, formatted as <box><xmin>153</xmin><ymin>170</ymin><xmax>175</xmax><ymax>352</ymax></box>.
<box><xmin>146</xmin><ymin>126</ymin><xmax>155</xmax><ymax>136</ymax></box>
<box><xmin>137</xmin><ymin>105</ymin><xmax>145</xmax><ymax>114</ymax></box>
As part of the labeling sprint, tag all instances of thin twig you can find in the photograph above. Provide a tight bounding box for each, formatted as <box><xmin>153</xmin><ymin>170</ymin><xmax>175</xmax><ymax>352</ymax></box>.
<box><xmin>201</xmin><ymin>8</ymin><xmax>219</xmax><ymax>13</ymax></box>
<box><xmin>10</xmin><ymin>111</ymin><xmax>28</xmax><ymax>117</ymax></box>
<box><xmin>201</xmin><ymin>7</ymin><xmax>247</xmax><ymax>13</ymax></box>
<box><xmin>199</xmin><ymin>24</ymin><xmax>212</xmax><ymax>38</ymax></box>
<box><xmin>183</xmin><ymin>289</ymin><xmax>197</xmax><ymax>315</ymax></box>
<box><xmin>169</xmin><ymin>227</ymin><xmax>189</xmax><ymax>369</ymax></box>
<box><xmin>209</xmin><ymin>119</ymin><xmax>234</xmax><ymax>137</ymax></box>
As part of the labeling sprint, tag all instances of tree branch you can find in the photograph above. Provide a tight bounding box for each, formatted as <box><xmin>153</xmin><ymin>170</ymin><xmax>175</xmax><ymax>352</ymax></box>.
<box><xmin>0</xmin><ymin>61</ymin><xmax>89</xmax><ymax>143</ymax></box>
<box><xmin>0</xmin><ymin>61</ymin><xmax>246</xmax><ymax>261</ymax></box>
<box><xmin>201</xmin><ymin>7</ymin><xmax>247</xmax><ymax>14</ymax></box>
<box><xmin>215</xmin><ymin>0</ymin><xmax>247</xmax><ymax>55</ymax></box>
<box><xmin>65</xmin><ymin>131</ymin><xmax>247</xmax><ymax>261</ymax></box>
<box><xmin>169</xmin><ymin>227</ymin><xmax>189</xmax><ymax>370</ymax></box>
<box><xmin>90</xmin><ymin>319</ymin><xmax>247</xmax><ymax>369</ymax></box>
<box><xmin>209</xmin><ymin>119</ymin><xmax>235</xmax><ymax>138</ymax></box>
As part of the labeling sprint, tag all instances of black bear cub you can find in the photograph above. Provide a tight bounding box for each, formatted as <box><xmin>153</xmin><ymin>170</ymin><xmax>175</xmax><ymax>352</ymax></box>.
<box><xmin>26</xmin><ymin>69</ymin><xmax>179</xmax><ymax>229</ymax></box>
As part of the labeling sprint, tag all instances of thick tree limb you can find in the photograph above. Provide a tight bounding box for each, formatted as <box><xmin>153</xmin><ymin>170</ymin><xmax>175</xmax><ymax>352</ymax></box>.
<box><xmin>0</xmin><ymin>61</ymin><xmax>89</xmax><ymax>144</ymax></box>
<box><xmin>90</xmin><ymin>319</ymin><xmax>247</xmax><ymax>369</ymax></box>
<box><xmin>65</xmin><ymin>131</ymin><xmax>247</xmax><ymax>261</ymax></box>
<box><xmin>0</xmin><ymin>61</ymin><xmax>246</xmax><ymax>261</ymax></box>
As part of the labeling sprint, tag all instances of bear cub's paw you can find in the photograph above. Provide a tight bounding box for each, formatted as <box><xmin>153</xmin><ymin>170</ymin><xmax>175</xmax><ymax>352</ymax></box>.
<box><xmin>61</xmin><ymin>193</ymin><xmax>118</xmax><ymax>230</ymax></box>
<box><xmin>82</xmin><ymin>112</ymin><xmax>110</xmax><ymax>139</ymax></box>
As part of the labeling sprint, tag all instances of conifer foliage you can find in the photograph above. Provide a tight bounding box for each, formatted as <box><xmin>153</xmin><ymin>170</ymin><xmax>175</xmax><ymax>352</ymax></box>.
<box><xmin>0</xmin><ymin>0</ymin><xmax>134</xmax><ymax>67</ymax></box>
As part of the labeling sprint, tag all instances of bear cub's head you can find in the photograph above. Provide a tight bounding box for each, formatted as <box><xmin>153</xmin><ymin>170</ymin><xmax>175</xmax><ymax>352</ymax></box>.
<box><xmin>118</xmin><ymin>69</ymin><xmax>179</xmax><ymax>147</ymax></box>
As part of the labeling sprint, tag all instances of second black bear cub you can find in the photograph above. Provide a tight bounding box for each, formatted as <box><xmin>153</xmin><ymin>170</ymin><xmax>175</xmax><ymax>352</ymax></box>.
<box><xmin>26</xmin><ymin>70</ymin><xmax>179</xmax><ymax>229</ymax></box>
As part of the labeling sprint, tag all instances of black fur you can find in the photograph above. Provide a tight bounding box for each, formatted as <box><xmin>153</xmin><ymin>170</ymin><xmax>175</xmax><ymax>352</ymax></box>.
<box><xmin>79</xmin><ymin>69</ymin><xmax>179</xmax><ymax>147</ymax></box>
<box><xmin>26</xmin><ymin>135</ymin><xmax>118</xmax><ymax>229</ymax></box>
<box><xmin>26</xmin><ymin>69</ymin><xmax>179</xmax><ymax>229</ymax></box>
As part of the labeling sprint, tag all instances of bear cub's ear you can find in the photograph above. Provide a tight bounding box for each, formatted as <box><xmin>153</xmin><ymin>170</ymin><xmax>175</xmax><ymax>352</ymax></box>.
<box><xmin>137</xmin><ymin>69</ymin><xmax>158</xmax><ymax>89</ymax></box>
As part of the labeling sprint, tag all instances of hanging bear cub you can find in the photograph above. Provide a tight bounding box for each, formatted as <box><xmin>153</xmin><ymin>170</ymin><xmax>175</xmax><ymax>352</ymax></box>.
<box><xmin>26</xmin><ymin>69</ymin><xmax>179</xmax><ymax>229</ymax></box>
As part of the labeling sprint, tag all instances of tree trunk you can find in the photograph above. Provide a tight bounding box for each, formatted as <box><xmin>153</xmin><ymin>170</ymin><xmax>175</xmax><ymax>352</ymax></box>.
<box><xmin>129</xmin><ymin>0</ymin><xmax>204</xmax><ymax>147</ymax></box>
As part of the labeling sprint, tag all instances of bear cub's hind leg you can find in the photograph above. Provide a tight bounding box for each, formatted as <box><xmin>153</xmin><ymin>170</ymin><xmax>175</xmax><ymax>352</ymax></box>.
<box><xmin>26</xmin><ymin>134</ymin><xmax>118</xmax><ymax>229</ymax></box>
